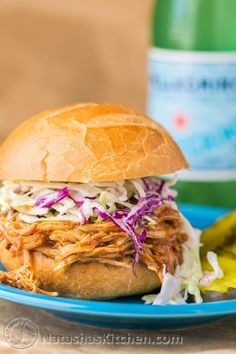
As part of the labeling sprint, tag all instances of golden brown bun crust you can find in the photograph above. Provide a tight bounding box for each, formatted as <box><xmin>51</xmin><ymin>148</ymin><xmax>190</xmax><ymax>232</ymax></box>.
<box><xmin>0</xmin><ymin>103</ymin><xmax>188</xmax><ymax>183</ymax></box>
<box><xmin>0</xmin><ymin>246</ymin><xmax>161</xmax><ymax>299</ymax></box>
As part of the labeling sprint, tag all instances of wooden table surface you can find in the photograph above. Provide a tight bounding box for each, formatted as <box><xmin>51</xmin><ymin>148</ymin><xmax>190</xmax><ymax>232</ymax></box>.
<box><xmin>0</xmin><ymin>299</ymin><xmax>235</xmax><ymax>354</ymax></box>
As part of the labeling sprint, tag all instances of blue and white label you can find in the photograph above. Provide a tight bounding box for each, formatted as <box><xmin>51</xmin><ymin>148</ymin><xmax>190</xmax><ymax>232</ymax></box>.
<box><xmin>148</xmin><ymin>47</ymin><xmax>236</xmax><ymax>181</ymax></box>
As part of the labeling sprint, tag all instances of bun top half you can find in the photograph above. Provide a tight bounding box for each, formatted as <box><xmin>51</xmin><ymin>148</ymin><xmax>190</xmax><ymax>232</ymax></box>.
<box><xmin>0</xmin><ymin>103</ymin><xmax>188</xmax><ymax>182</ymax></box>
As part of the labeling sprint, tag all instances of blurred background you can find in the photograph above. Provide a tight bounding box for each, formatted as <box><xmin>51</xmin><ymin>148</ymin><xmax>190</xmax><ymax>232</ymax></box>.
<box><xmin>0</xmin><ymin>0</ymin><xmax>152</xmax><ymax>142</ymax></box>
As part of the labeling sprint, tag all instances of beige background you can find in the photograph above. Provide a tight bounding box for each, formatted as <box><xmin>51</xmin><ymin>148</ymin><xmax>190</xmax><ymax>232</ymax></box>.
<box><xmin>0</xmin><ymin>0</ymin><xmax>152</xmax><ymax>142</ymax></box>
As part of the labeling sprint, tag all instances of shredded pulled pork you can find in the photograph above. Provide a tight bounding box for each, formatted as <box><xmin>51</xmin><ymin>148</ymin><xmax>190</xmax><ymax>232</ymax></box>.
<box><xmin>0</xmin><ymin>205</ymin><xmax>187</xmax><ymax>294</ymax></box>
<box><xmin>0</xmin><ymin>247</ymin><xmax>58</xmax><ymax>296</ymax></box>
<box><xmin>0</xmin><ymin>265</ymin><xmax>58</xmax><ymax>296</ymax></box>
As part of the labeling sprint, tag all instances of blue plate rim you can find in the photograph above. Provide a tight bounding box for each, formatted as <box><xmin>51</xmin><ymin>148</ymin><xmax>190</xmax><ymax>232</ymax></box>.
<box><xmin>0</xmin><ymin>284</ymin><xmax>236</xmax><ymax>318</ymax></box>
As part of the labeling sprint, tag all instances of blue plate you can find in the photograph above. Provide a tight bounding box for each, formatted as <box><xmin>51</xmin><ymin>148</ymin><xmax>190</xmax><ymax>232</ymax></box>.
<box><xmin>0</xmin><ymin>204</ymin><xmax>235</xmax><ymax>329</ymax></box>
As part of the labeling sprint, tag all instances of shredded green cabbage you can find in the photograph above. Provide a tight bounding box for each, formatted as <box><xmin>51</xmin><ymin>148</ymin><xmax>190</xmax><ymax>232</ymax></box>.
<box><xmin>0</xmin><ymin>178</ymin><xmax>176</xmax><ymax>224</ymax></box>
<box><xmin>143</xmin><ymin>214</ymin><xmax>204</xmax><ymax>305</ymax></box>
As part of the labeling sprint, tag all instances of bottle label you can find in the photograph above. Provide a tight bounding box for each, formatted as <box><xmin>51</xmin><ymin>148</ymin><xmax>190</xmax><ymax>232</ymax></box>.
<box><xmin>148</xmin><ymin>47</ymin><xmax>236</xmax><ymax>181</ymax></box>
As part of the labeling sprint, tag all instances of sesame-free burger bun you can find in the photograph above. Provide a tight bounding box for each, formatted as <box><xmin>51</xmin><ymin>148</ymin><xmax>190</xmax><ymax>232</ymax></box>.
<box><xmin>0</xmin><ymin>245</ymin><xmax>161</xmax><ymax>299</ymax></box>
<box><xmin>0</xmin><ymin>103</ymin><xmax>188</xmax><ymax>183</ymax></box>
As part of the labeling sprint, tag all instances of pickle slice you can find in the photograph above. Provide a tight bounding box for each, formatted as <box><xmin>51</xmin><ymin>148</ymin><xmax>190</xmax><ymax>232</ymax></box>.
<box><xmin>200</xmin><ymin>212</ymin><xmax>236</xmax><ymax>300</ymax></box>
<box><xmin>200</xmin><ymin>211</ymin><xmax>236</xmax><ymax>255</ymax></box>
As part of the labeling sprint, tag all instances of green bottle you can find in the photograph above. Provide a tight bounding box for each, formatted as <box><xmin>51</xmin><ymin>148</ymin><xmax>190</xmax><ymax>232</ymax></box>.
<box><xmin>148</xmin><ymin>0</ymin><xmax>236</xmax><ymax>209</ymax></box>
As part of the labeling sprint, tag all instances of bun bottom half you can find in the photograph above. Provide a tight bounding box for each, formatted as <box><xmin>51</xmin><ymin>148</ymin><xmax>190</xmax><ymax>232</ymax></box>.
<box><xmin>0</xmin><ymin>246</ymin><xmax>161</xmax><ymax>299</ymax></box>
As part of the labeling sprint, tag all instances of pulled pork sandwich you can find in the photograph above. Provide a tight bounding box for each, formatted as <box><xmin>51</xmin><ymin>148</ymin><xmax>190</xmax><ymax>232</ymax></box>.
<box><xmin>0</xmin><ymin>103</ymin><xmax>204</xmax><ymax>303</ymax></box>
